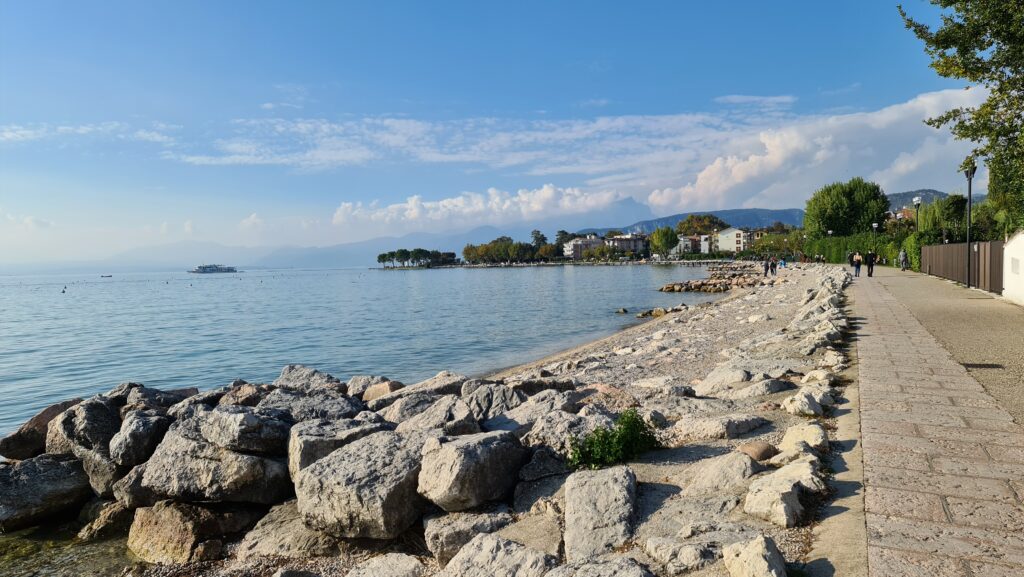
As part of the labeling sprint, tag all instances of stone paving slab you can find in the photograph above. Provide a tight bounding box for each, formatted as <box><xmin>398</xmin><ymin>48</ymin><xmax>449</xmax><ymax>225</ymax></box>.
<box><xmin>851</xmin><ymin>275</ymin><xmax>1024</xmax><ymax>577</ymax></box>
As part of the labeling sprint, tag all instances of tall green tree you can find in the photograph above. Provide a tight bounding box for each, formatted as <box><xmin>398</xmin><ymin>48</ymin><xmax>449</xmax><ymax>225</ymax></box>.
<box><xmin>377</xmin><ymin>253</ymin><xmax>387</xmax><ymax>268</ymax></box>
<box><xmin>803</xmin><ymin>178</ymin><xmax>890</xmax><ymax>237</ymax></box>
<box><xmin>674</xmin><ymin>214</ymin><xmax>730</xmax><ymax>236</ymax></box>
<box><xmin>394</xmin><ymin>248</ymin><xmax>411</xmax><ymax>267</ymax></box>
<box><xmin>900</xmin><ymin>1</ymin><xmax>1024</xmax><ymax>232</ymax></box>
<box><xmin>530</xmin><ymin>230</ymin><xmax>548</xmax><ymax>249</ymax></box>
<box><xmin>649</xmin><ymin>226</ymin><xmax>680</xmax><ymax>256</ymax></box>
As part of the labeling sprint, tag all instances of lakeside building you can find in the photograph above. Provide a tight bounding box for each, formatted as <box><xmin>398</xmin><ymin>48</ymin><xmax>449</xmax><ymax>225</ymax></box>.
<box><xmin>604</xmin><ymin>233</ymin><xmax>648</xmax><ymax>254</ymax></box>
<box><xmin>563</xmin><ymin>234</ymin><xmax>604</xmax><ymax>259</ymax></box>
<box><xmin>717</xmin><ymin>227</ymin><xmax>749</xmax><ymax>253</ymax></box>
<box><xmin>700</xmin><ymin>234</ymin><xmax>714</xmax><ymax>254</ymax></box>
<box><xmin>670</xmin><ymin>235</ymin><xmax>700</xmax><ymax>256</ymax></box>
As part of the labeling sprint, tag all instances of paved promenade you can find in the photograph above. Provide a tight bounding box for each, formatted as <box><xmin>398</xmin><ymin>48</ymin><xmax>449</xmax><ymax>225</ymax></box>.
<box><xmin>850</xmin><ymin>271</ymin><xmax>1024</xmax><ymax>576</ymax></box>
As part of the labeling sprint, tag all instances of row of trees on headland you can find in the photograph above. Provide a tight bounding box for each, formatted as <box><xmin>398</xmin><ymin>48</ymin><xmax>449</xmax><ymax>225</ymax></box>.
<box><xmin>376</xmin><ymin>249</ymin><xmax>458</xmax><ymax>268</ymax></box>
<box><xmin>462</xmin><ymin>231</ymin><xmax>562</xmax><ymax>264</ymax></box>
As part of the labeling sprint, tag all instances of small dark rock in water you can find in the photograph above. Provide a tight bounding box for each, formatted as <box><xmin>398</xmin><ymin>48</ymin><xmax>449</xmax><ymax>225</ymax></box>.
<box><xmin>615</xmin><ymin>308</ymin><xmax>628</xmax><ymax>314</ymax></box>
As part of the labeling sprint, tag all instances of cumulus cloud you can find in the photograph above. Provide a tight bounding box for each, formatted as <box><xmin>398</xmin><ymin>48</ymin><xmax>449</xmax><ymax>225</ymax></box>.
<box><xmin>714</xmin><ymin>94</ymin><xmax>798</xmax><ymax>106</ymax></box>
<box><xmin>0</xmin><ymin>208</ymin><xmax>54</xmax><ymax>229</ymax></box>
<box><xmin>332</xmin><ymin>184</ymin><xmax>623</xmax><ymax>228</ymax></box>
<box><xmin>239</xmin><ymin>213</ymin><xmax>264</xmax><ymax>230</ymax></box>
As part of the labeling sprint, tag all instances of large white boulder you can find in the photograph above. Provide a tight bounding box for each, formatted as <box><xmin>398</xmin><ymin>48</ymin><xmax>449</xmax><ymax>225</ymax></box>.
<box><xmin>564</xmin><ymin>465</ymin><xmax>637</xmax><ymax>563</ymax></box>
<box><xmin>418</xmin><ymin>431</ymin><xmax>528</xmax><ymax>511</ymax></box>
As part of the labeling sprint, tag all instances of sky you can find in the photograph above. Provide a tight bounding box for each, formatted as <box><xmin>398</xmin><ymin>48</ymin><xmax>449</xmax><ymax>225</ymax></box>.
<box><xmin>0</xmin><ymin>0</ymin><xmax>986</xmax><ymax>263</ymax></box>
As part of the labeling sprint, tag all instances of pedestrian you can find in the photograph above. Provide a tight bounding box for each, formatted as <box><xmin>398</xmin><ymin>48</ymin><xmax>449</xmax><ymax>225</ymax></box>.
<box><xmin>769</xmin><ymin>257</ymin><xmax>778</xmax><ymax>276</ymax></box>
<box><xmin>853</xmin><ymin>251</ymin><xmax>862</xmax><ymax>277</ymax></box>
<box><xmin>866</xmin><ymin>250</ymin><xmax>876</xmax><ymax>277</ymax></box>
<box><xmin>847</xmin><ymin>251</ymin><xmax>855</xmax><ymax>271</ymax></box>
<box><xmin>899</xmin><ymin>248</ymin><xmax>909</xmax><ymax>271</ymax></box>
<box><xmin>762</xmin><ymin>257</ymin><xmax>770</xmax><ymax>277</ymax></box>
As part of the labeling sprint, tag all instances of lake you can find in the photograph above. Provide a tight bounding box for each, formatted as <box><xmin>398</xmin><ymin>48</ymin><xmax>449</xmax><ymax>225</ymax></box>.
<box><xmin>0</xmin><ymin>264</ymin><xmax>718</xmax><ymax>435</ymax></box>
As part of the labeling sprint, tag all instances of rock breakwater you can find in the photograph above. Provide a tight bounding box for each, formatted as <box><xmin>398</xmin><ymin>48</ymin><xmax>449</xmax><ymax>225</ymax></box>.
<box><xmin>1</xmin><ymin>264</ymin><xmax>852</xmax><ymax>577</ymax></box>
<box><xmin>659</xmin><ymin>263</ymin><xmax>782</xmax><ymax>293</ymax></box>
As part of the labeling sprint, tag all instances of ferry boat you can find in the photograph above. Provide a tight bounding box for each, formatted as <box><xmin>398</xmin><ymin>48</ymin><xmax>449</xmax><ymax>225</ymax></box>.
<box><xmin>188</xmin><ymin>264</ymin><xmax>238</xmax><ymax>274</ymax></box>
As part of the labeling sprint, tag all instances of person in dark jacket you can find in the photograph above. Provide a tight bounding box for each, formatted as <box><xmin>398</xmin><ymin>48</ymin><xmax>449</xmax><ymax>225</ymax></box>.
<box><xmin>865</xmin><ymin>250</ymin><xmax>877</xmax><ymax>277</ymax></box>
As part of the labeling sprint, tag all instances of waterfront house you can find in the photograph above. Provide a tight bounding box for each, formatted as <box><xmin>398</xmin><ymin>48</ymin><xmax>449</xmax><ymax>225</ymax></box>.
<box><xmin>563</xmin><ymin>234</ymin><xmax>605</xmax><ymax>259</ymax></box>
<box><xmin>717</xmin><ymin>227</ymin><xmax>749</xmax><ymax>253</ymax></box>
<box><xmin>605</xmin><ymin>233</ymin><xmax>648</xmax><ymax>254</ymax></box>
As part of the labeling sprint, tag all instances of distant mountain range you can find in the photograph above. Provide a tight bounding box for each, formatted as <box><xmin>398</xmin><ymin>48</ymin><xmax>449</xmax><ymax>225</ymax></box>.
<box><xmin>886</xmin><ymin>189</ymin><xmax>947</xmax><ymax>209</ymax></box>
<box><xmin>577</xmin><ymin>208</ymin><xmax>807</xmax><ymax>237</ymax></box>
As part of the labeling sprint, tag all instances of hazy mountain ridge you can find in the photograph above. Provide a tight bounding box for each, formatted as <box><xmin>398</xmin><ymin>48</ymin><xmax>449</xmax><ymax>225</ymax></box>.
<box><xmin>577</xmin><ymin>208</ymin><xmax>807</xmax><ymax>236</ymax></box>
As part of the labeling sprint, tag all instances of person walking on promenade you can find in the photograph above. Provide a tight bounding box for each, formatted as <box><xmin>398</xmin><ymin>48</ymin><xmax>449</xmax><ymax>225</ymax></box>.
<box><xmin>853</xmin><ymin>251</ymin><xmax>863</xmax><ymax>277</ymax></box>
<box><xmin>866</xmin><ymin>250</ymin><xmax>877</xmax><ymax>277</ymax></box>
<box><xmin>899</xmin><ymin>248</ymin><xmax>909</xmax><ymax>271</ymax></box>
<box><xmin>769</xmin><ymin>257</ymin><xmax>778</xmax><ymax>276</ymax></box>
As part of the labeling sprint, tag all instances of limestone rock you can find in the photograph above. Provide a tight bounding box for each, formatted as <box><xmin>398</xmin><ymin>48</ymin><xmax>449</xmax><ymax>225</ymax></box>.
<box><xmin>0</xmin><ymin>398</ymin><xmax>82</xmax><ymax>460</ymax></box>
<box><xmin>743</xmin><ymin>457</ymin><xmax>826</xmax><ymax>527</ymax></box>
<box><xmin>722</xmin><ymin>535</ymin><xmax>787</xmax><ymax>577</ymax></box>
<box><xmin>379</xmin><ymin>393</ymin><xmax>442</xmax><ymax>424</ymax></box>
<box><xmin>0</xmin><ymin>454</ymin><xmax>92</xmax><ymax>531</ymax></box>
<box><xmin>141</xmin><ymin>418</ymin><xmax>291</xmax><ymax>504</ymax></box>
<box><xmin>257</xmin><ymin>387</ymin><xmax>365</xmax><ymax>422</ymax></box>
<box><xmin>295</xmin><ymin>431</ymin><xmax>431</xmax><ymax>539</ymax></box>
<box><xmin>782</xmin><ymin>391</ymin><xmax>823</xmax><ymax>417</ymax></box>
<box><xmin>547</xmin><ymin>558</ymin><xmax>656</xmax><ymax>577</ymax></box>
<box><xmin>45</xmin><ymin>398</ymin><xmax>121</xmax><ymax>456</ymax></box>
<box><xmin>367</xmin><ymin>371</ymin><xmax>468</xmax><ymax>411</ymax></box>
<box><xmin>520</xmin><ymin>410</ymin><xmax>614</xmax><ymax>457</ymax></box>
<box><xmin>121</xmin><ymin>385</ymin><xmax>197</xmax><ymax>415</ymax></box>
<box><xmin>643</xmin><ymin>537</ymin><xmax>712</xmax><ymax>574</ymax></box>
<box><xmin>695</xmin><ymin>366</ymin><xmax>751</xmax><ymax>396</ymax></box>
<box><xmin>482</xmin><ymin>390</ymin><xmax>582</xmax><ymax>435</ymax></box>
<box><xmin>438</xmin><ymin>534</ymin><xmax>555</xmax><ymax>577</ymax></box>
<box><xmin>736</xmin><ymin>441</ymin><xmax>778</xmax><ymax>461</ymax></box>
<box><xmin>199</xmin><ymin>405</ymin><xmax>293</xmax><ymax>455</ymax></box>
<box><xmin>77</xmin><ymin>500</ymin><xmax>134</xmax><ymax>541</ymax></box>
<box><xmin>273</xmin><ymin>364</ymin><xmax>346</xmax><ymax>393</ymax></box>
<box><xmin>127</xmin><ymin>500</ymin><xmax>263</xmax><ymax>564</ymax></box>
<box><xmin>362</xmin><ymin>381</ymin><xmax>404</xmax><ymax>402</ymax></box>
<box><xmin>112</xmin><ymin>463</ymin><xmax>160</xmax><ymax>509</ymax></box>
<box><xmin>236</xmin><ymin>500</ymin><xmax>340</xmax><ymax>559</ymax></box>
<box><xmin>395</xmin><ymin>395</ymin><xmax>480</xmax><ymax>436</ymax></box>
<box><xmin>463</xmin><ymin>383</ymin><xmax>526</xmax><ymax>421</ymax></box>
<box><xmin>518</xmin><ymin>446</ymin><xmax>570</xmax><ymax>481</ymax></box>
<box><xmin>724</xmin><ymin>379</ymin><xmax>795</xmax><ymax>400</ymax></box>
<box><xmin>564</xmin><ymin>465</ymin><xmax>636</xmax><ymax>562</ymax></box>
<box><xmin>346</xmin><ymin>553</ymin><xmax>425</xmax><ymax>577</ymax></box>
<box><xmin>418</xmin><ymin>431</ymin><xmax>528</xmax><ymax>511</ymax></box>
<box><xmin>346</xmin><ymin>374</ymin><xmax>390</xmax><ymax>399</ymax></box>
<box><xmin>679</xmin><ymin>452</ymin><xmax>762</xmax><ymax>496</ymax></box>
<box><xmin>218</xmin><ymin>383</ymin><xmax>276</xmax><ymax>407</ymax></box>
<box><xmin>109</xmin><ymin>410</ymin><xmax>171</xmax><ymax>468</ymax></box>
<box><xmin>778</xmin><ymin>422</ymin><xmax>828</xmax><ymax>454</ymax></box>
<box><xmin>423</xmin><ymin>505</ymin><xmax>513</xmax><ymax>566</ymax></box>
<box><xmin>665</xmin><ymin>415</ymin><xmax>768</xmax><ymax>446</ymax></box>
<box><xmin>497</xmin><ymin>509</ymin><xmax>563</xmax><ymax>558</ymax></box>
<box><xmin>287</xmin><ymin>415</ymin><xmax>392</xmax><ymax>477</ymax></box>
<box><xmin>800</xmin><ymin>369</ymin><xmax>831</xmax><ymax>383</ymax></box>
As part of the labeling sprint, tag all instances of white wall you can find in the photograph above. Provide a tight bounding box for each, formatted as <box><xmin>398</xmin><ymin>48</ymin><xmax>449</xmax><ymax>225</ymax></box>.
<box><xmin>1004</xmin><ymin>231</ymin><xmax>1024</xmax><ymax>307</ymax></box>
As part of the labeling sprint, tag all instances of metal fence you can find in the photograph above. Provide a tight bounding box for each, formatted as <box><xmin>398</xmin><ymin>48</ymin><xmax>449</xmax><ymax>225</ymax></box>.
<box><xmin>920</xmin><ymin>240</ymin><xmax>1005</xmax><ymax>293</ymax></box>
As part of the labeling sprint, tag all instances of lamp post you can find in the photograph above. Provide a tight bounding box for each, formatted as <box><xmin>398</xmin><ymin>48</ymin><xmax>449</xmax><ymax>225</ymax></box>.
<box><xmin>965</xmin><ymin>159</ymin><xmax>977</xmax><ymax>288</ymax></box>
<box><xmin>913</xmin><ymin>195</ymin><xmax>922</xmax><ymax>229</ymax></box>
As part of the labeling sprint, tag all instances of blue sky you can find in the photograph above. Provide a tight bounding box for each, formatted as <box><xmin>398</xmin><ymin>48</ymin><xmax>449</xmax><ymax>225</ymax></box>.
<box><xmin>0</xmin><ymin>0</ymin><xmax>984</xmax><ymax>262</ymax></box>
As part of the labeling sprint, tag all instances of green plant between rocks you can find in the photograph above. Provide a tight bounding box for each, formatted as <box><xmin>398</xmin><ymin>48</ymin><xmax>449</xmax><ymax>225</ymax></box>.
<box><xmin>568</xmin><ymin>408</ymin><xmax>658</xmax><ymax>470</ymax></box>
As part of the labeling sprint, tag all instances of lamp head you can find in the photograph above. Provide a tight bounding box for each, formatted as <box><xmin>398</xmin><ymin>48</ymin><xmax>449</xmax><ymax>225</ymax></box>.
<box><xmin>913</xmin><ymin>196</ymin><xmax>922</xmax><ymax>207</ymax></box>
<box><xmin>964</xmin><ymin>158</ymin><xmax>977</xmax><ymax>180</ymax></box>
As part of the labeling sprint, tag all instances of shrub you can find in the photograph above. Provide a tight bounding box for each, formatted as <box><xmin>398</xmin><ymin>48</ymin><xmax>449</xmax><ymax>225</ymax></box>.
<box><xmin>568</xmin><ymin>408</ymin><xmax>658</xmax><ymax>470</ymax></box>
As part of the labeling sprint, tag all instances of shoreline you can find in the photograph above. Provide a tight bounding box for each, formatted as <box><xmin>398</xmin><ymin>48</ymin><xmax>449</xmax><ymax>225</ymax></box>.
<box><xmin>1</xmin><ymin>263</ymin><xmax>857</xmax><ymax>577</ymax></box>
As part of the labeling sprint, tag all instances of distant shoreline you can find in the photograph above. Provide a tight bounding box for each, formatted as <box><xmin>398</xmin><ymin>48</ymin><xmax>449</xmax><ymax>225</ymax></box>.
<box><xmin>373</xmin><ymin>259</ymin><xmax>732</xmax><ymax>271</ymax></box>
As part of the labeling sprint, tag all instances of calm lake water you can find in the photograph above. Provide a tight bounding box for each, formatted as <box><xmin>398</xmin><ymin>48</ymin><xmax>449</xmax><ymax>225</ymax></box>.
<box><xmin>0</xmin><ymin>265</ymin><xmax>717</xmax><ymax>435</ymax></box>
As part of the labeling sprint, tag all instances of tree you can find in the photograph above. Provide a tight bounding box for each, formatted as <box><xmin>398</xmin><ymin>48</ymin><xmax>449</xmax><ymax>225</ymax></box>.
<box><xmin>803</xmin><ymin>178</ymin><xmax>890</xmax><ymax>237</ymax></box>
<box><xmin>530</xmin><ymin>230</ymin><xmax>548</xmax><ymax>249</ymax></box>
<box><xmin>675</xmin><ymin>214</ymin><xmax>730</xmax><ymax>236</ymax></box>
<box><xmin>604</xmin><ymin>229</ymin><xmax>623</xmax><ymax>238</ymax></box>
<box><xmin>386</xmin><ymin>251</ymin><xmax>397</xmax><ymax>267</ymax></box>
<box><xmin>649</xmin><ymin>226</ymin><xmax>680</xmax><ymax>257</ymax></box>
<box><xmin>900</xmin><ymin>1</ymin><xmax>1024</xmax><ymax>232</ymax></box>
<box><xmin>554</xmin><ymin>230</ymin><xmax>579</xmax><ymax>247</ymax></box>
<box><xmin>394</xmin><ymin>248</ymin><xmax>411</xmax><ymax>267</ymax></box>
<box><xmin>537</xmin><ymin>243</ymin><xmax>561</xmax><ymax>260</ymax></box>
<box><xmin>410</xmin><ymin>248</ymin><xmax>430</xmax><ymax>266</ymax></box>
<box><xmin>377</xmin><ymin>253</ymin><xmax>387</xmax><ymax>268</ymax></box>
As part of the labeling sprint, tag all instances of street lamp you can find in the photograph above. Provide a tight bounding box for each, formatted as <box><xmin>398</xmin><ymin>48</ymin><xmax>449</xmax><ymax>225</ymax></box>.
<box><xmin>965</xmin><ymin>159</ymin><xmax>977</xmax><ymax>288</ymax></box>
<box><xmin>913</xmin><ymin>196</ymin><xmax>922</xmax><ymax>228</ymax></box>
<box><xmin>827</xmin><ymin>230</ymin><xmax>833</xmax><ymax>238</ymax></box>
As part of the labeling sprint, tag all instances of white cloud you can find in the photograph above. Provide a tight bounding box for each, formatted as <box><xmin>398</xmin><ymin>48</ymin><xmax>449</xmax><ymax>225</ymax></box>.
<box><xmin>714</xmin><ymin>94</ymin><xmax>798</xmax><ymax>106</ymax></box>
<box><xmin>239</xmin><ymin>213</ymin><xmax>264</xmax><ymax>230</ymax></box>
<box><xmin>0</xmin><ymin>208</ymin><xmax>54</xmax><ymax>229</ymax></box>
<box><xmin>131</xmin><ymin>129</ymin><xmax>175</xmax><ymax>144</ymax></box>
<box><xmin>332</xmin><ymin>184</ymin><xmax>623</xmax><ymax>228</ymax></box>
<box><xmin>183</xmin><ymin>220</ymin><xmax>194</xmax><ymax>235</ymax></box>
